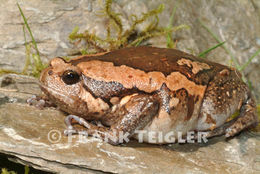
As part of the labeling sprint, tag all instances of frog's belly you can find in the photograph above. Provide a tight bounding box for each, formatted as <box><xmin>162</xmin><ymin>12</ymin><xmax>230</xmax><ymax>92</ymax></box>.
<box><xmin>133</xmin><ymin>109</ymin><xmax>200</xmax><ymax>144</ymax></box>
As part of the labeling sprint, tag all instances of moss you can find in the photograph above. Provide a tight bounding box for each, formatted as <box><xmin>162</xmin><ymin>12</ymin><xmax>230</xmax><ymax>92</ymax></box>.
<box><xmin>1</xmin><ymin>168</ymin><xmax>16</xmax><ymax>174</ymax></box>
<box><xmin>1</xmin><ymin>166</ymin><xmax>29</xmax><ymax>174</ymax></box>
<box><xmin>69</xmin><ymin>0</ymin><xmax>188</xmax><ymax>53</ymax></box>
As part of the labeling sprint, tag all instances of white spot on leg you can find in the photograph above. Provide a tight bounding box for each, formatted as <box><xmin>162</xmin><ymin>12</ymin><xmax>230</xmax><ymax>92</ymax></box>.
<box><xmin>169</xmin><ymin>97</ymin><xmax>179</xmax><ymax>108</ymax></box>
<box><xmin>120</xmin><ymin>93</ymin><xmax>138</xmax><ymax>106</ymax></box>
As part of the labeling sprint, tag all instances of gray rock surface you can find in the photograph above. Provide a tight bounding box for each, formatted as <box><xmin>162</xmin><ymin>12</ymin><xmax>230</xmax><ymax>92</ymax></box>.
<box><xmin>0</xmin><ymin>0</ymin><xmax>260</xmax><ymax>173</ymax></box>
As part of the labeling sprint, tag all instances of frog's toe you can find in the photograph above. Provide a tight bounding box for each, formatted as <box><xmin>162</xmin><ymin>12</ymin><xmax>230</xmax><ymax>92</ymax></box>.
<box><xmin>27</xmin><ymin>95</ymin><xmax>56</xmax><ymax>109</ymax></box>
<box><xmin>225</xmin><ymin>126</ymin><xmax>239</xmax><ymax>138</ymax></box>
<box><xmin>27</xmin><ymin>95</ymin><xmax>45</xmax><ymax>109</ymax></box>
<box><xmin>65</xmin><ymin>115</ymin><xmax>93</xmax><ymax>129</ymax></box>
<box><xmin>225</xmin><ymin>116</ymin><xmax>258</xmax><ymax>138</ymax></box>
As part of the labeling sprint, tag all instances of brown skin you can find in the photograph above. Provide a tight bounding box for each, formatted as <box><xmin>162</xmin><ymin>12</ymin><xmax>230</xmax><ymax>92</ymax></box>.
<box><xmin>38</xmin><ymin>46</ymin><xmax>258</xmax><ymax>145</ymax></box>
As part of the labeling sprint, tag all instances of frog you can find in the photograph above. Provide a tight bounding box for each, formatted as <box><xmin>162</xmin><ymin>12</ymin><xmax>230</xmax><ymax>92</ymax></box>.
<box><xmin>38</xmin><ymin>46</ymin><xmax>258</xmax><ymax>145</ymax></box>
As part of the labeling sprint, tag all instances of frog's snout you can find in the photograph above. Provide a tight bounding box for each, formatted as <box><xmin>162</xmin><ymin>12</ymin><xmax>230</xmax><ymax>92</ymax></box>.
<box><xmin>39</xmin><ymin>66</ymin><xmax>51</xmax><ymax>85</ymax></box>
<box><xmin>39</xmin><ymin>57</ymin><xmax>67</xmax><ymax>84</ymax></box>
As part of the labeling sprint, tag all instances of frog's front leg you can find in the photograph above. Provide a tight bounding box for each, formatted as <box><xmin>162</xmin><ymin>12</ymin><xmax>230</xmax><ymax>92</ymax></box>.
<box><xmin>27</xmin><ymin>95</ymin><xmax>56</xmax><ymax>109</ymax></box>
<box><xmin>65</xmin><ymin>94</ymin><xmax>159</xmax><ymax>145</ymax></box>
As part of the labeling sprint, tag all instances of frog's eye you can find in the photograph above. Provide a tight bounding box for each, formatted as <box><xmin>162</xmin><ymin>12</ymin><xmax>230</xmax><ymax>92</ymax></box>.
<box><xmin>62</xmin><ymin>70</ymin><xmax>80</xmax><ymax>85</ymax></box>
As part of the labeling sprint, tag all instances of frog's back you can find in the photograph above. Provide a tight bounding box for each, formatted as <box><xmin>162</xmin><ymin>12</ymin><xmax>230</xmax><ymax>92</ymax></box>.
<box><xmin>71</xmin><ymin>46</ymin><xmax>227</xmax><ymax>86</ymax></box>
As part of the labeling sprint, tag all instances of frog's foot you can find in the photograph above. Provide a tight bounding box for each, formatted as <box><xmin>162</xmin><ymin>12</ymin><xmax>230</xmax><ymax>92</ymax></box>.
<box><xmin>64</xmin><ymin>94</ymin><xmax>159</xmax><ymax>145</ymax></box>
<box><xmin>225</xmin><ymin>94</ymin><xmax>258</xmax><ymax>137</ymax></box>
<box><xmin>64</xmin><ymin>114</ymin><xmax>118</xmax><ymax>144</ymax></box>
<box><xmin>64</xmin><ymin>115</ymin><xmax>88</xmax><ymax>136</ymax></box>
<box><xmin>27</xmin><ymin>95</ymin><xmax>56</xmax><ymax>109</ymax></box>
<box><xmin>64</xmin><ymin>114</ymin><xmax>127</xmax><ymax>145</ymax></box>
<box><xmin>198</xmin><ymin>119</ymin><xmax>236</xmax><ymax>138</ymax></box>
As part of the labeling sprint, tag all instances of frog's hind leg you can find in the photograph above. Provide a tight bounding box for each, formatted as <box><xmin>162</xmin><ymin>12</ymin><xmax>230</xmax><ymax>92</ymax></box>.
<box><xmin>225</xmin><ymin>92</ymin><xmax>258</xmax><ymax>137</ymax></box>
<box><xmin>197</xmin><ymin>69</ymin><xmax>258</xmax><ymax>138</ymax></box>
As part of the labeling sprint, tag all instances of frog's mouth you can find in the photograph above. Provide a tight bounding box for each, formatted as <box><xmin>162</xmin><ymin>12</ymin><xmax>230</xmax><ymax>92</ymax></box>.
<box><xmin>40</xmin><ymin>83</ymin><xmax>76</xmax><ymax>106</ymax></box>
<box><xmin>40</xmin><ymin>83</ymin><xmax>89</xmax><ymax>117</ymax></box>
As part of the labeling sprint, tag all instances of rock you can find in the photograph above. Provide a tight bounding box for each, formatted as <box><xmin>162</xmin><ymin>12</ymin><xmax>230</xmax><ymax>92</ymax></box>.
<box><xmin>0</xmin><ymin>0</ymin><xmax>260</xmax><ymax>173</ymax></box>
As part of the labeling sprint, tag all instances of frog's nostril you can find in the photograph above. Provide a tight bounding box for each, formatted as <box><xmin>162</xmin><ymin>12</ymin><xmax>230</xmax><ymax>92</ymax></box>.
<box><xmin>48</xmin><ymin>70</ymin><xmax>53</xmax><ymax>75</ymax></box>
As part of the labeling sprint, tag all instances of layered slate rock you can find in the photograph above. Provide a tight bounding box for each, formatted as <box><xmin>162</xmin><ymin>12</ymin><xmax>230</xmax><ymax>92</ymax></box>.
<box><xmin>0</xmin><ymin>0</ymin><xmax>260</xmax><ymax>173</ymax></box>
